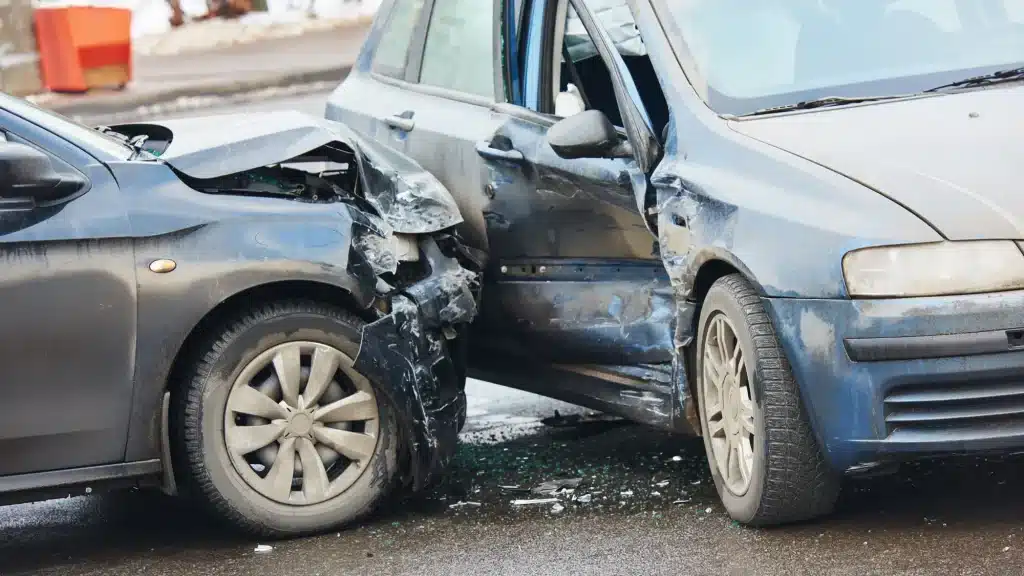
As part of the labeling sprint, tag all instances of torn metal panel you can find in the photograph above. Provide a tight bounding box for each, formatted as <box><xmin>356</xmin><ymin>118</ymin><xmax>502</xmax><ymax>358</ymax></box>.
<box><xmin>106</xmin><ymin>111</ymin><xmax>463</xmax><ymax>235</ymax></box>
<box><xmin>352</xmin><ymin>237</ymin><xmax>480</xmax><ymax>490</ymax></box>
<box><xmin>476</xmin><ymin>262</ymin><xmax>674</xmax><ymax>364</ymax></box>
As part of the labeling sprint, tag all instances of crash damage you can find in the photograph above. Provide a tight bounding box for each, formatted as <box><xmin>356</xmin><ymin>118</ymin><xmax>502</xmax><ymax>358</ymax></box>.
<box><xmin>106</xmin><ymin>111</ymin><xmax>482</xmax><ymax>490</ymax></box>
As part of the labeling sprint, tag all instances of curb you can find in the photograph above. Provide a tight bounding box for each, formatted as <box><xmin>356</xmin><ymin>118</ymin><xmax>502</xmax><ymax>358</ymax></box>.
<box><xmin>43</xmin><ymin>65</ymin><xmax>353</xmax><ymax>118</ymax></box>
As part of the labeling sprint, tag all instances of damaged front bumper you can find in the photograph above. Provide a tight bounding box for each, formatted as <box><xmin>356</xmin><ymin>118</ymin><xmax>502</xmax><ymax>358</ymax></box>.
<box><xmin>352</xmin><ymin>237</ymin><xmax>479</xmax><ymax>490</ymax></box>
<box><xmin>765</xmin><ymin>290</ymin><xmax>1024</xmax><ymax>473</ymax></box>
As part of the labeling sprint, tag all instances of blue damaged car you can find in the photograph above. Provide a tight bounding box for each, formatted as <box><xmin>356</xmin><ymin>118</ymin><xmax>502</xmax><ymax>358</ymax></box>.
<box><xmin>328</xmin><ymin>0</ymin><xmax>1024</xmax><ymax>525</ymax></box>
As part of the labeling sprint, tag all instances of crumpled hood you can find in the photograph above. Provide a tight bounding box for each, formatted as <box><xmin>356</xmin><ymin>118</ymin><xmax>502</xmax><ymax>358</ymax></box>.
<box><xmin>108</xmin><ymin>110</ymin><xmax>463</xmax><ymax>235</ymax></box>
<box><xmin>729</xmin><ymin>86</ymin><xmax>1024</xmax><ymax>241</ymax></box>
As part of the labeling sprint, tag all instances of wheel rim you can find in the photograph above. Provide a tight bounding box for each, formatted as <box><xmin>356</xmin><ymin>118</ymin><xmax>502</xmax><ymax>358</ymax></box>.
<box><xmin>703</xmin><ymin>313</ymin><xmax>756</xmax><ymax>496</ymax></box>
<box><xmin>223</xmin><ymin>341</ymin><xmax>380</xmax><ymax>506</ymax></box>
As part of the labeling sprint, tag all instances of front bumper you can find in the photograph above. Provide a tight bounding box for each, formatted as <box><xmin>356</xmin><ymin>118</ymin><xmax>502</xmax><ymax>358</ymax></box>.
<box><xmin>764</xmin><ymin>290</ymin><xmax>1024</xmax><ymax>473</ymax></box>
<box><xmin>353</xmin><ymin>238</ymin><xmax>478</xmax><ymax>490</ymax></box>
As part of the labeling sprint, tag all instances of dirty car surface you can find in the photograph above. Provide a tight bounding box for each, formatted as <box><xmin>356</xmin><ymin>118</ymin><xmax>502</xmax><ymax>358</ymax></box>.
<box><xmin>328</xmin><ymin>0</ymin><xmax>1024</xmax><ymax>526</ymax></box>
<box><xmin>0</xmin><ymin>93</ymin><xmax>479</xmax><ymax>536</ymax></box>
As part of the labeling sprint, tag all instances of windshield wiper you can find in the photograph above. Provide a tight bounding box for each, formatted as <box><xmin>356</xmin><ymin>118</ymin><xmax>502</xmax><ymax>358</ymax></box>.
<box><xmin>739</xmin><ymin>95</ymin><xmax>907</xmax><ymax>117</ymax></box>
<box><xmin>924</xmin><ymin>66</ymin><xmax>1024</xmax><ymax>92</ymax></box>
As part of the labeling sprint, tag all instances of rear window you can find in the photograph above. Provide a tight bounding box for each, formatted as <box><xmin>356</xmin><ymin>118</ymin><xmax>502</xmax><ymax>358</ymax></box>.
<box><xmin>418</xmin><ymin>0</ymin><xmax>496</xmax><ymax>99</ymax></box>
<box><xmin>372</xmin><ymin>0</ymin><xmax>427</xmax><ymax>78</ymax></box>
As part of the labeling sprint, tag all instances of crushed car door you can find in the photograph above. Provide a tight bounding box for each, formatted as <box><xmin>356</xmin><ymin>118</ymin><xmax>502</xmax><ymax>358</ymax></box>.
<box><xmin>467</xmin><ymin>0</ymin><xmax>678</xmax><ymax>423</ymax></box>
<box><xmin>0</xmin><ymin>108</ymin><xmax>137</xmax><ymax>476</ymax></box>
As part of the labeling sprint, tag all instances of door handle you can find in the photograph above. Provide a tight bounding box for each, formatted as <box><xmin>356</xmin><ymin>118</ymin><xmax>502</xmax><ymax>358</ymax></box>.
<box><xmin>475</xmin><ymin>140</ymin><xmax>525</xmax><ymax>163</ymax></box>
<box><xmin>384</xmin><ymin>114</ymin><xmax>415</xmax><ymax>131</ymax></box>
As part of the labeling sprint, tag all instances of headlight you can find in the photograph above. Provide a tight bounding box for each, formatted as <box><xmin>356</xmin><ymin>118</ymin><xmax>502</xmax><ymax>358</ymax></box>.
<box><xmin>842</xmin><ymin>241</ymin><xmax>1024</xmax><ymax>298</ymax></box>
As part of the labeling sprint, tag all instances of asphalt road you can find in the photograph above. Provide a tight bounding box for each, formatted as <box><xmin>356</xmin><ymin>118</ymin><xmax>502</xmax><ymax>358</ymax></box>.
<box><xmin>4</xmin><ymin>92</ymin><xmax>1024</xmax><ymax>576</ymax></box>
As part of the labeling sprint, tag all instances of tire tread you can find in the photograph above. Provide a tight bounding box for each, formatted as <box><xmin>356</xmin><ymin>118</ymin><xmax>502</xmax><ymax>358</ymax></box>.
<box><xmin>172</xmin><ymin>300</ymin><xmax>397</xmax><ymax>538</ymax></box>
<box><xmin>714</xmin><ymin>274</ymin><xmax>839</xmax><ymax>525</ymax></box>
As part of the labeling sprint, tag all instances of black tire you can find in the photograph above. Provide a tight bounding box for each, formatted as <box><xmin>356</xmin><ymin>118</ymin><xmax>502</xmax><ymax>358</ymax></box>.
<box><xmin>173</xmin><ymin>300</ymin><xmax>400</xmax><ymax>538</ymax></box>
<box><xmin>696</xmin><ymin>274</ymin><xmax>839</xmax><ymax>525</ymax></box>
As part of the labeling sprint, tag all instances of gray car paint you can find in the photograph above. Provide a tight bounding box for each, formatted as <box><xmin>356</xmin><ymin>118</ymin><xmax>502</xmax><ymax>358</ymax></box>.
<box><xmin>114</xmin><ymin>112</ymin><xmax>465</xmax><ymax>235</ymax></box>
<box><xmin>728</xmin><ymin>85</ymin><xmax>1024</xmax><ymax>242</ymax></box>
<box><xmin>0</xmin><ymin>98</ymin><xmax>478</xmax><ymax>499</ymax></box>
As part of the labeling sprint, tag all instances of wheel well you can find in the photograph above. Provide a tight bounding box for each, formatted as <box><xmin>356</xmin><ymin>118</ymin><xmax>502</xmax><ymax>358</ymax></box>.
<box><xmin>165</xmin><ymin>280</ymin><xmax>372</xmax><ymax>401</ymax></box>
<box><xmin>683</xmin><ymin>259</ymin><xmax>742</xmax><ymax>431</ymax></box>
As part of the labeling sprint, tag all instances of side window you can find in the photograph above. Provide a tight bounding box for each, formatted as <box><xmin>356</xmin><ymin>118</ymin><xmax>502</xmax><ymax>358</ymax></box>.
<box><xmin>554</xmin><ymin>2</ymin><xmax>669</xmax><ymax>138</ymax></box>
<box><xmin>372</xmin><ymin>0</ymin><xmax>427</xmax><ymax>78</ymax></box>
<box><xmin>419</xmin><ymin>0</ymin><xmax>496</xmax><ymax>99</ymax></box>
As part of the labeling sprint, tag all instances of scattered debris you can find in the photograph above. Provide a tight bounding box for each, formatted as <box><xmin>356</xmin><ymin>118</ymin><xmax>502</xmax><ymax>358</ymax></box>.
<box><xmin>670</xmin><ymin>456</ymin><xmax>683</xmax><ymax>462</ymax></box>
<box><xmin>1004</xmin><ymin>547</ymin><xmax>1012</xmax><ymax>553</ymax></box>
<box><xmin>651</xmin><ymin>491</ymin><xmax>662</xmax><ymax>497</ymax></box>
<box><xmin>449</xmin><ymin>501</ymin><xmax>481</xmax><ymax>509</ymax></box>
<box><xmin>620</xmin><ymin>490</ymin><xmax>634</xmax><ymax>497</ymax></box>
<box><xmin>673</xmin><ymin>498</ymin><xmax>691</xmax><ymax>505</ymax></box>
<box><xmin>705</xmin><ymin>507</ymin><xmax>713</xmax><ymax>513</ymax></box>
<box><xmin>254</xmin><ymin>544</ymin><xmax>273</xmax><ymax>553</ymax></box>
<box><xmin>576</xmin><ymin>493</ymin><xmax>593</xmax><ymax>503</ymax></box>
<box><xmin>654</xmin><ymin>480</ymin><xmax>670</xmax><ymax>488</ymax></box>
<box><xmin>541</xmin><ymin>410</ymin><xmax>626</xmax><ymax>428</ymax></box>
<box><xmin>551</xmin><ymin>503</ymin><xmax>565</xmax><ymax>514</ymax></box>
<box><xmin>512</xmin><ymin>498</ymin><xmax>561</xmax><ymax>506</ymax></box>
<box><xmin>533</xmin><ymin>478</ymin><xmax>583</xmax><ymax>496</ymax></box>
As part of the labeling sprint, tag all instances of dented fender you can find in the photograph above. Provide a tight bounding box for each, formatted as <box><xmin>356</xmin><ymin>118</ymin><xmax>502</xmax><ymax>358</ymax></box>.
<box><xmin>352</xmin><ymin>238</ymin><xmax>479</xmax><ymax>490</ymax></box>
<box><xmin>108</xmin><ymin>111</ymin><xmax>464</xmax><ymax>235</ymax></box>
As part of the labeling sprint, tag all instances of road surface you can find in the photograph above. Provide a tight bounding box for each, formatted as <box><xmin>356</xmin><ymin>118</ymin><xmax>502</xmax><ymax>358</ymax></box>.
<box><xmin>2</xmin><ymin>92</ymin><xmax>1023</xmax><ymax>576</ymax></box>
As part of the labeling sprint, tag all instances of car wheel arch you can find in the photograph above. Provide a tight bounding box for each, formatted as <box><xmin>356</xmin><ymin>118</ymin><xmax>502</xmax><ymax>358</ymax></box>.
<box><xmin>677</xmin><ymin>253</ymin><xmax>765</xmax><ymax>433</ymax></box>
<box><xmin>160</xmin><ymin>279</ymin><xmax>375</xmax><ymax>490</ymax></box>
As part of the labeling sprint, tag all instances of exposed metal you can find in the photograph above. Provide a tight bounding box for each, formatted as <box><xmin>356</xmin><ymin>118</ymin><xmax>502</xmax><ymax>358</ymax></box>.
<box><xmin>0</xmin><ymin>93</ymin><xmax>478</xmax><ymax>500</ymax></box>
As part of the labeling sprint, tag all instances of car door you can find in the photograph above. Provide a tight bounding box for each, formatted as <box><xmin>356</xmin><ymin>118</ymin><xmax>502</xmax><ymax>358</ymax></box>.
<box><xmin>326</xmin><ymin>0</ymin><xmax>427</xmax><ymax>154</ymax></box>
<box><xmin>0</xmin><ymin>106</ymin><xmax>137</xmax><ymax>476</ymax></box>
<box><xmin>469</xmin><ymin>0</ymin><xmax>672</xmax><ymax>366</ymax></box>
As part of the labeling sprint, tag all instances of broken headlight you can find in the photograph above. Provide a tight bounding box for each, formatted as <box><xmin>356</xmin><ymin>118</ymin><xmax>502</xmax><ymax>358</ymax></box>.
<box><xmin>842</xmin><ymin>241</ymin><xmax>1024</xmax><ymax>298</ymax></box>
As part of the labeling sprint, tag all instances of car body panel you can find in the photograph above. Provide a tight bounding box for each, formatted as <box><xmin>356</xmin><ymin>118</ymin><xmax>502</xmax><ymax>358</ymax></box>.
<box><xmin>0</xmin><ymin>102</ymin><xmax>137</xmax><ymax>476</ymax></box>
<box><xmin>728</xmin><ymin>86</ymin><xmax>1024</xmax><ymax>242</ymax></box>
<box><xmin>0</xmin><ymin>100</ymin><xmax>479</xmax><ymax>496</ymax></box>
<box><xmin>333</xmin><ymin>0</ymin><xmax>1024</xmax><ymax>478</ymax></box>
<box><xmin>109</xmin><ymin>112</ymin><xmax>464</xmax><ymax>235</ymax></box>
<box><xmin>765</xmin><ymin>290</ymin><xmax>1024</xmax><ymax>472</ymax></box>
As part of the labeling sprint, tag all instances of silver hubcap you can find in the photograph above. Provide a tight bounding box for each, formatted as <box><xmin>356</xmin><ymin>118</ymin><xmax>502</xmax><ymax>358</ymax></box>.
<box><xmin>703</xmin><ymin>314</ymin><xmax>756</xmax><ymax>496</ymax></box>
<box><xmin>223</xmin><ymin>341</ymin><xmax>380</xmax><ymax>506</ymax></box>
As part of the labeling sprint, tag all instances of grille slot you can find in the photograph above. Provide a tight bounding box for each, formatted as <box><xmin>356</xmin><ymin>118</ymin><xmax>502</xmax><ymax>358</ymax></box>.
<box><xmin>884</xmin><ymin>380</ymin><xmax>1024</xmax><ymax>434</ymax></box>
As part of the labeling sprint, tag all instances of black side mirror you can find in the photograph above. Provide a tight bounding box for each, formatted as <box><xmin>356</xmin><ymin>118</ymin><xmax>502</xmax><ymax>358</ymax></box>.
<box><xmin>547</xmin><ymin>109</ymin><xmax>633</xmax><ymax>160</ymax></box>
<box><xmin>0</xmin><ymin>142</ymin><xmax>83</xmax><ymax>203</ymax></box>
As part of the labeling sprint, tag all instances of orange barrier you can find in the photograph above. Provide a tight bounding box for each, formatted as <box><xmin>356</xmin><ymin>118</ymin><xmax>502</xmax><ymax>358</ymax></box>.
<box><xmin>34</xmin><ymin>7</ymin><xmax>132</xmax><ymax>93</ymax></box>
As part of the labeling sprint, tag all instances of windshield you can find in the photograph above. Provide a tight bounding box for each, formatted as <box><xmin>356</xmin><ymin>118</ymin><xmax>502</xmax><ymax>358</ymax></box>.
<box><xmin>658</xmin><ymin>0</ymin><xmax>1024</xmax><ymax>115</ymax></box>
<box><xmin>0</xmin><ymin>93</ymin><xmax>134</xmax><ymax>160</ymax></box>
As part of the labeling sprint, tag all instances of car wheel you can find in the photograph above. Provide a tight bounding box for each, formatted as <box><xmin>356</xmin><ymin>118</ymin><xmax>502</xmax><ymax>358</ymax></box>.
<box><xmin>696</xmin><ymin>274</ymin><xmax>839</xmax><ymax>525</ymax></box>
<box><xmin>174</xmin><ymin>300</ymin><xmax>400</xmax><ymax>538</ymax></box>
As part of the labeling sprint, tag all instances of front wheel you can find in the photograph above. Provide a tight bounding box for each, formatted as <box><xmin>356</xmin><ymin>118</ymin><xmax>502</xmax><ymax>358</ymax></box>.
<box><xmin>174</xmin><ymin>301</ymin><xmax>401</xmax><ymax>538</ymax></box>
<box><xmin>695</xmin><ymin>274</ymin><xmax>839</xmax><ymax>525</ymax></box>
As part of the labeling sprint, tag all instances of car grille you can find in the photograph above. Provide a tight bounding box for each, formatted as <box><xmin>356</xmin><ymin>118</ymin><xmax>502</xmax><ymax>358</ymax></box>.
<box><xmin>884</xmin><ymin>379</ymin><xmax>1024</xmax><ymax>436</ymax></box>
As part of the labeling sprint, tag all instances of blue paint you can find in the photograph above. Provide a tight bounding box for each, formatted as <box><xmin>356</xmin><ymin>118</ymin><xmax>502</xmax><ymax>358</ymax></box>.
<box><xmin>505</xmin><ymin>0</ymin><xmax>523</xmax><ymax>105</ymax></box>
<box><xmin>608</xmin><ymin>294</ymin><xmax>624</xmax><ymax>318</ymax></box>
<box><xmin>764</xmin><ymin>292</ymin><xmax>1024</xmax><ymax>471</ymax></box>
<box><xmin>523</xmin><ymin>0</ymin><xmax>547</xmax><ymax>111</ymax></box>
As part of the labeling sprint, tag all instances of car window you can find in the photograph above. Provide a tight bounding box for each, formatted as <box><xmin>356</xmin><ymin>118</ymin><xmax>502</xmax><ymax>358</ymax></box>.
<box><xmin>419</xmin><ymin>0</ymin><xmax>496</xmax><ymax>99</ymax></box>
<box><xmin>659</xmin><ymin>0</ymin><xmax>1024</xmax><ymax>116</ymax></box>
<box><xmin>372</xmin><ymin>0</ymin><xmax>427</xmax><ymax>78</ymax></box>
<box><xmin>565</xmin><ymin>0</ymin><xmax>647</xmax><ymax>62</ymax></box>
<box><xmin>552</xmin><ymin>3</ymin><xmax>669</xmax><ymax>138</ymax></box>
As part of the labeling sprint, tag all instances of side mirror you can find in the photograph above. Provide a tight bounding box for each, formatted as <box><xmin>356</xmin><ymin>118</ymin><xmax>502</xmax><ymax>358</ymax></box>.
<box><xmin>0</xmin><ymin>142</ymin><xmax>82</xmax><ymax>203</ymax></box>
<box><xmin>547</xmin><ymin>109</ymin><xmax>633</xmax><ymax>160</ymax></box>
